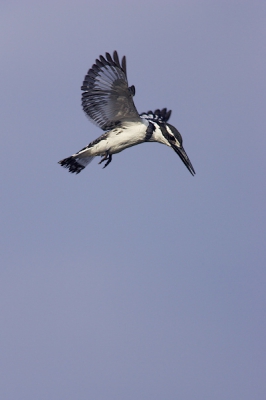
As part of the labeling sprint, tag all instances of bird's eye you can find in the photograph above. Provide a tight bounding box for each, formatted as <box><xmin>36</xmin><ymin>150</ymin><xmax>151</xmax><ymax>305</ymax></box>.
<box><xmin>169</xmin><ymin>135</ymin><xmax>175</xmax><ymax>141</ymax></box>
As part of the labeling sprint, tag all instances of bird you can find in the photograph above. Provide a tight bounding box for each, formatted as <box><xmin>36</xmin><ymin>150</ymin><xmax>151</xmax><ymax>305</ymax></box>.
<box><xmin>58</xmin><ymin>51</ymin><xmax>195</xmax><ymax>176</ymax></box>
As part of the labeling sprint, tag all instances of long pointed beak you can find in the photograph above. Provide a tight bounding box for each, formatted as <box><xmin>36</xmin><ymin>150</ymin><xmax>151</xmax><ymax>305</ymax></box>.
<box><xmin>171</xmin><ymin>143</ymin><xmax>196</xmax><ymax>176</ymax></box>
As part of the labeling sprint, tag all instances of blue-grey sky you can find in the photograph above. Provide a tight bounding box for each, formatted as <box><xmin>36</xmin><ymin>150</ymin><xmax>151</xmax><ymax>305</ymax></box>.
<box><xmin>1</xmin><ymin>1</ymin><xmax>266</xmax><ymax>399</ymax></box>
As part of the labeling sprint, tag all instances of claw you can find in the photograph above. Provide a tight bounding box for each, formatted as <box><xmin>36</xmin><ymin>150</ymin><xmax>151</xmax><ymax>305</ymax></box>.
<box><xmin>98</xmin><ymin>153</ymin><xmax>108</xmax><ymax>164</ymax></box>
<box><xmin>99</xmin><ymin>153</ymin><xmax>112</xmax><ymax>168</ymax></box>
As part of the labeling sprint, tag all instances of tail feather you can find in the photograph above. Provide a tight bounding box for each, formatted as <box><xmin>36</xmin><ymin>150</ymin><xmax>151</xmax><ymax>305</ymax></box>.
<box><xmin>58</xmin><ymin>155</ymin><xmax>94</xmax><ymax>174</ymax></box>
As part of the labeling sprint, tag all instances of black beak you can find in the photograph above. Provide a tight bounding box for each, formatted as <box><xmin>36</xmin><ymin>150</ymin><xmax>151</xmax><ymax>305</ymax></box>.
<box><xmin>171</xmin><ymin>144</ymin><xmax>196</xmax><ymax>176</ymax></box>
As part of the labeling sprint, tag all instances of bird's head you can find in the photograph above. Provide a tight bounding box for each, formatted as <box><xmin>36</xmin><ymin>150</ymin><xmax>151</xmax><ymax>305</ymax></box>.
<box><xmin>165</xmin><ymin>123</ymin><xmax>196</xmax><ymax>176</ymax></box>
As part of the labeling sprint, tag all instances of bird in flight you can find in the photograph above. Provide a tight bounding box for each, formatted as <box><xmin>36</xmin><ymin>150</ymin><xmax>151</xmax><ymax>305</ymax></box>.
<box><xmin>58</xmin><ymin>51</ymin><xmax>195</xmax><ymax>176</ymax></box>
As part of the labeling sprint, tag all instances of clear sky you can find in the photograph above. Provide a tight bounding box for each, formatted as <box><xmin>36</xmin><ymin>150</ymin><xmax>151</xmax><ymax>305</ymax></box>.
<box><xmin>1</xmin><ymin>1</ymin><xmax>266</xmax><ymax>399</ymax></box>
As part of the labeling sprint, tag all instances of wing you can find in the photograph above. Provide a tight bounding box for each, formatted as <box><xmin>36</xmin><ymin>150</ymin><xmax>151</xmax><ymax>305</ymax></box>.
<box><xmin>81</xmin><ymin>51</ymin><xmax>141</xmax><ymax>131</ymax></box>
<box><xmin>140</xmin><ymin>108</ymin><xmax>172</xmax><ymax>123</ymax></box>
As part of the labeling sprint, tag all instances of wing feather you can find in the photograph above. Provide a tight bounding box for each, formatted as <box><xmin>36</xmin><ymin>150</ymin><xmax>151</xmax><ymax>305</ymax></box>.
<box><xmin>81</xmin><ymin>51</ymin><xmax>140</xmax><ymax>131</ymax></box>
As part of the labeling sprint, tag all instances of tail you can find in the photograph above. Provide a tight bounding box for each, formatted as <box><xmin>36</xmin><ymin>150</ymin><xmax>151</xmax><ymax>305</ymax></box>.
<box><xmin>58</xmin><ymin>154</ymin><xmax>95</xmax><ymax>174</ymax></box>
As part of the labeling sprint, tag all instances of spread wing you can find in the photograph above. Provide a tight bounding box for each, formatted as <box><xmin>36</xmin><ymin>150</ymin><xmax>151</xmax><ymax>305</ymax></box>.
<box><xmin>81</xmin><ymin>51</ymin><xmax>141</xmax><ymax>131</ymax></box>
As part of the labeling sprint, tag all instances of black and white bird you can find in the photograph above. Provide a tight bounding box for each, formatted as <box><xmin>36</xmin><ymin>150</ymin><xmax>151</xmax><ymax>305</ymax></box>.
<box><xmin>58</xmin><ymin>51</ymin><xmax>195</xmax><ymax>176</ymax></box>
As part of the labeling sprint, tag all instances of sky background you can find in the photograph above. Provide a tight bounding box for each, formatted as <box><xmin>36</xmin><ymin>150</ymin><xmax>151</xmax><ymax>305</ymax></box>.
<box><xmin>1</xmin><ymin>1</ymin><xmax>266</xmax><ymax>399</ymax></box>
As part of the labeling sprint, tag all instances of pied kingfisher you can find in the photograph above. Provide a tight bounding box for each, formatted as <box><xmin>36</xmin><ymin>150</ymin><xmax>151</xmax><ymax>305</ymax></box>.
<box><xmin>58</xmin><ymin>51</ymin><xmax>195</xmax><ymax>176</ymax></box>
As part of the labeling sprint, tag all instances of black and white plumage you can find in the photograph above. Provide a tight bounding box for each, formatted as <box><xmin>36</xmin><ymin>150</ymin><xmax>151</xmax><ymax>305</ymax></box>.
<box><xmin>58</xmin><ymin>51</ymin><xmax>195</xmax><ymax>176</ymax></box>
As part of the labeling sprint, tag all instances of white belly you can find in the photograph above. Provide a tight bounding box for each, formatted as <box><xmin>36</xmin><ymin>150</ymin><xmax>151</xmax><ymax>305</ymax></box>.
<box><xmin>91</xmin><ymin>120</ymin><xmax>148</xmax><ymax>156</ymax></box>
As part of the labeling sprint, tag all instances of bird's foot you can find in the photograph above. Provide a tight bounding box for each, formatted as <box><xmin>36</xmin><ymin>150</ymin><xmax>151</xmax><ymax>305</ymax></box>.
<box><xmin>99</xmin><ymin>153</ymin><xmax>112</xmax><ymax>169</ymax></box>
